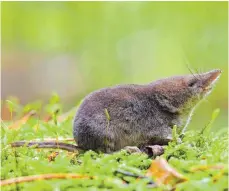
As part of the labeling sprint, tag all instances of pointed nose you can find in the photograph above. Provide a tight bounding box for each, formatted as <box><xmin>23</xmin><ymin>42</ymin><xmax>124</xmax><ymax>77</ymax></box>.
<box><xmin>201</xmin><ymin>69</ymin><xmax>222</xmax><ymax>89</ymax></box>
<box><xmin>208</xmin><ymin>69</ymin><xmax>222</xmax><ymax>81</ymax></box>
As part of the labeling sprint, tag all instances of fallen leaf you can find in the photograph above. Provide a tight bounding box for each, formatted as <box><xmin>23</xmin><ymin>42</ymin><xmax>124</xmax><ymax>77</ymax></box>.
<box><xmin>8</xmin><ymin>110</ymin><xmax>36</xmax><ymax>130</ymax></box>
<box><xmin>48</xmin><ymin>151</ymin><xmax>59</xmax><ymax>162</ymax></box>
<box><xmin>212</xmin><ymin>169</ymin><xmax>225</xmax><ymax>183</ymax></box>
<box><xmin>146</xmin><ymin>157</ymin><xmax>187</xmax><ymax>186</ymax></box>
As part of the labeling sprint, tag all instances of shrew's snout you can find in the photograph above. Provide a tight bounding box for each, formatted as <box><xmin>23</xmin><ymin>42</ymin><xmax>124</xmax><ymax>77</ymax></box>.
<box><xmin>200</xmin><ymin>69</ymin><xmax>221</xmax><ymax>91</ymax></box>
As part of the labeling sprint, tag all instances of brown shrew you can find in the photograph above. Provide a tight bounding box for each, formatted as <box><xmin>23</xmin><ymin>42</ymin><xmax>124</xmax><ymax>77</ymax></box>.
<box><xmin>12</xmin><ymin>69</ymin><xmax>221</xmax><ymax>156</ymax></box>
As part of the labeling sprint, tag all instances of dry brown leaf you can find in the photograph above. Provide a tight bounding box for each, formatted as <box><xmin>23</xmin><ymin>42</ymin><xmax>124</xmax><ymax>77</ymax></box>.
<box><xmin>212</xmin><ymin>169</ymin><xmax>225</xmax><ymax>183</ymax></box>
<box><xmin>43</xmin><ymin>115</ymin><xmax>52</xmax><ymax>122</ymax></box>
<box><xmin>190</xmin><ymin>164</ymin><xmax>224</xmax><ymax>172</ymax></box>
<box><xmin>8</xmin><ymin>110</ymin><xmax>36</xmax><ymax>130</ymax></box>
<box><xmin>146</xmin><ymin>157</ymin><xmax>187</xmax><ymax>186</ymax></box>
<box><xmin>48</xmin><ymin>151</ymin><xmax>59</xmax><ymax>162</ymax></box>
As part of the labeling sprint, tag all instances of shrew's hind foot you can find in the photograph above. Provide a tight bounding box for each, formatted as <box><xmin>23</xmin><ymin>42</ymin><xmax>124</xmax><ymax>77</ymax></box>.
<box><xmin>123</xmin><ymin>145</ymin><xmax>165</xmax><ymax>157</ymax></box>
<box><xmin>142</xmin><ymin>145</ymin><xmax>165</xmax><ymax>157</ymax></box>
<box><xmin>123</xmin><ymin>146</ymin><xmax>142</xmax><ymax>154</ymax></box>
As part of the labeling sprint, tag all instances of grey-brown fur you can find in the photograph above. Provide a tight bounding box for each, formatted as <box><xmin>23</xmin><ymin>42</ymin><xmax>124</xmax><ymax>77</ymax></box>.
<box><xmin>73</xmin><ymin>69</ymin><xmax>221</xmax><ymax>153</ymax></box>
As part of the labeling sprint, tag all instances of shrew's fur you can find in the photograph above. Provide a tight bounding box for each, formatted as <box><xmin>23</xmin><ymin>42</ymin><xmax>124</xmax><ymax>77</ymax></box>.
<box><xmin>73</xmin><ymin>69</ymin><xmax>221</xmax><ymax>153</ymax></box>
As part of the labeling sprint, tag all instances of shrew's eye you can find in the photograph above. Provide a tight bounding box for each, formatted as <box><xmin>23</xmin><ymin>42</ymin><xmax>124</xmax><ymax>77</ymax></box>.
<box><xmin>188</xmin><ymin>80</ymin><xmax>197</xmax><ymax>87</ymax></box>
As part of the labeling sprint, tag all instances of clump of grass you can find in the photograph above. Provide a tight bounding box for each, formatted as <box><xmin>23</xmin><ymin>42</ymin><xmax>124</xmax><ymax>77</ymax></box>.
<box><xmin>1</xmin><ymin>97</ymin><xmax>228</xmax><ymax>191</ymax></box>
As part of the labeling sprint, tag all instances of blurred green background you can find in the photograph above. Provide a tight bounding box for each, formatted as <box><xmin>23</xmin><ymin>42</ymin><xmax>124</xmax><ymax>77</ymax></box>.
<box><xmin>1</xmin><ymin>2</ymin><xmax>228</xmax><ymax>131</ymax></box>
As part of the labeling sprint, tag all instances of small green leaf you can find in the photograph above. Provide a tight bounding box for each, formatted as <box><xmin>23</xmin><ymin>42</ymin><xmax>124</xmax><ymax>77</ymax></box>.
<box><xmin>49</xmin><ymin>93</ymin><xmax>60</xmax><ymax>104</ymax></box>
<box><xmin>201</xmin><ymin>108</ymin><xmax>220</xmax><ymax>134</ymax></box>
<box><xmin>104</xmin><ymin>108</ymin><xmax>110</xmax><ymax>121</ymax></box>
<box><xmin>172</xmin><ymin>125</ymin><xmax>179</xmax><ymax>142</ymax></box>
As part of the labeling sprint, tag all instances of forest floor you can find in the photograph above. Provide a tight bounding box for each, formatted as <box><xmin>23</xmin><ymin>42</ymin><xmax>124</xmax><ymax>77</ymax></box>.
<box><xmin>1</xmin><ymin>96</ymin><xmax>228</xmax><ymax>191</ymax></box>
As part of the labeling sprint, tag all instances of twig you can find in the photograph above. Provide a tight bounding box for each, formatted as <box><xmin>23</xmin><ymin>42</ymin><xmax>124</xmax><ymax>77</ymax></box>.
<box><xmin>0</xmin><ymin>173</ymin><xmax>92</xmax><ymax>186</ymax></box>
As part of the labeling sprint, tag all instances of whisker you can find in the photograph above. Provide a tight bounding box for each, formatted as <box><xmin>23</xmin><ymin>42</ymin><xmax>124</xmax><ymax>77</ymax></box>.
<box><xmin>194</xmin><ymin>68</ymin><xmax>202</xmax><ymax>79</ymax></box>
<box><xmin>186</xmin><ymin>64</ymin><xmax>199</xmax><ymax>80</ymax></box>
<box><xmin>181</xmin><ymin>45</ymin><xmax>200</xmax><ymax>80</ymax></box>
<box><xmin>199</xmin><ymin>67</ymin><xmax>203</xmax><ymax>74</ymax></box>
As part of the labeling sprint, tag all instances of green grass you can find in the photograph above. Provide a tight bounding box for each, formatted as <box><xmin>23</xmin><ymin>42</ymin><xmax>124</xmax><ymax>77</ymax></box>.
<box><xmin>1</xmin><ymin>97</ymin><xmax>228</xmax><ymax>191</ymax></box>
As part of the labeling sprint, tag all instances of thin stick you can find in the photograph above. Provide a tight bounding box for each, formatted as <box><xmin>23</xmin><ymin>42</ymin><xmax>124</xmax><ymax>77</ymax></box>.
<box><xmin>0</xmin><ymin>173</ymin><xmax>92</xmax><ymax>186</ymax></box>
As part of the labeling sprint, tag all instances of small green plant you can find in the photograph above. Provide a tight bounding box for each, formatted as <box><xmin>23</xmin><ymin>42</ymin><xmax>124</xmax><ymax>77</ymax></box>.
<box><xmin>1</xmin><ymin>98</ymin><xmax>228</xmax><ymax>191</ymax></box>
<box><xmin>201</xmin><ymin>108</ymin><xmax>220</xmax><ymax>135</ymax></box>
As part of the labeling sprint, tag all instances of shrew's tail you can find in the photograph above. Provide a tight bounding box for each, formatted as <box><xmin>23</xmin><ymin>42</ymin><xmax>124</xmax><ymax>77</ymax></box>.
<box><xmin>11</xmin><ymin>141</ymin><xmax>80</xmax><ymax>152</ymax></box>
